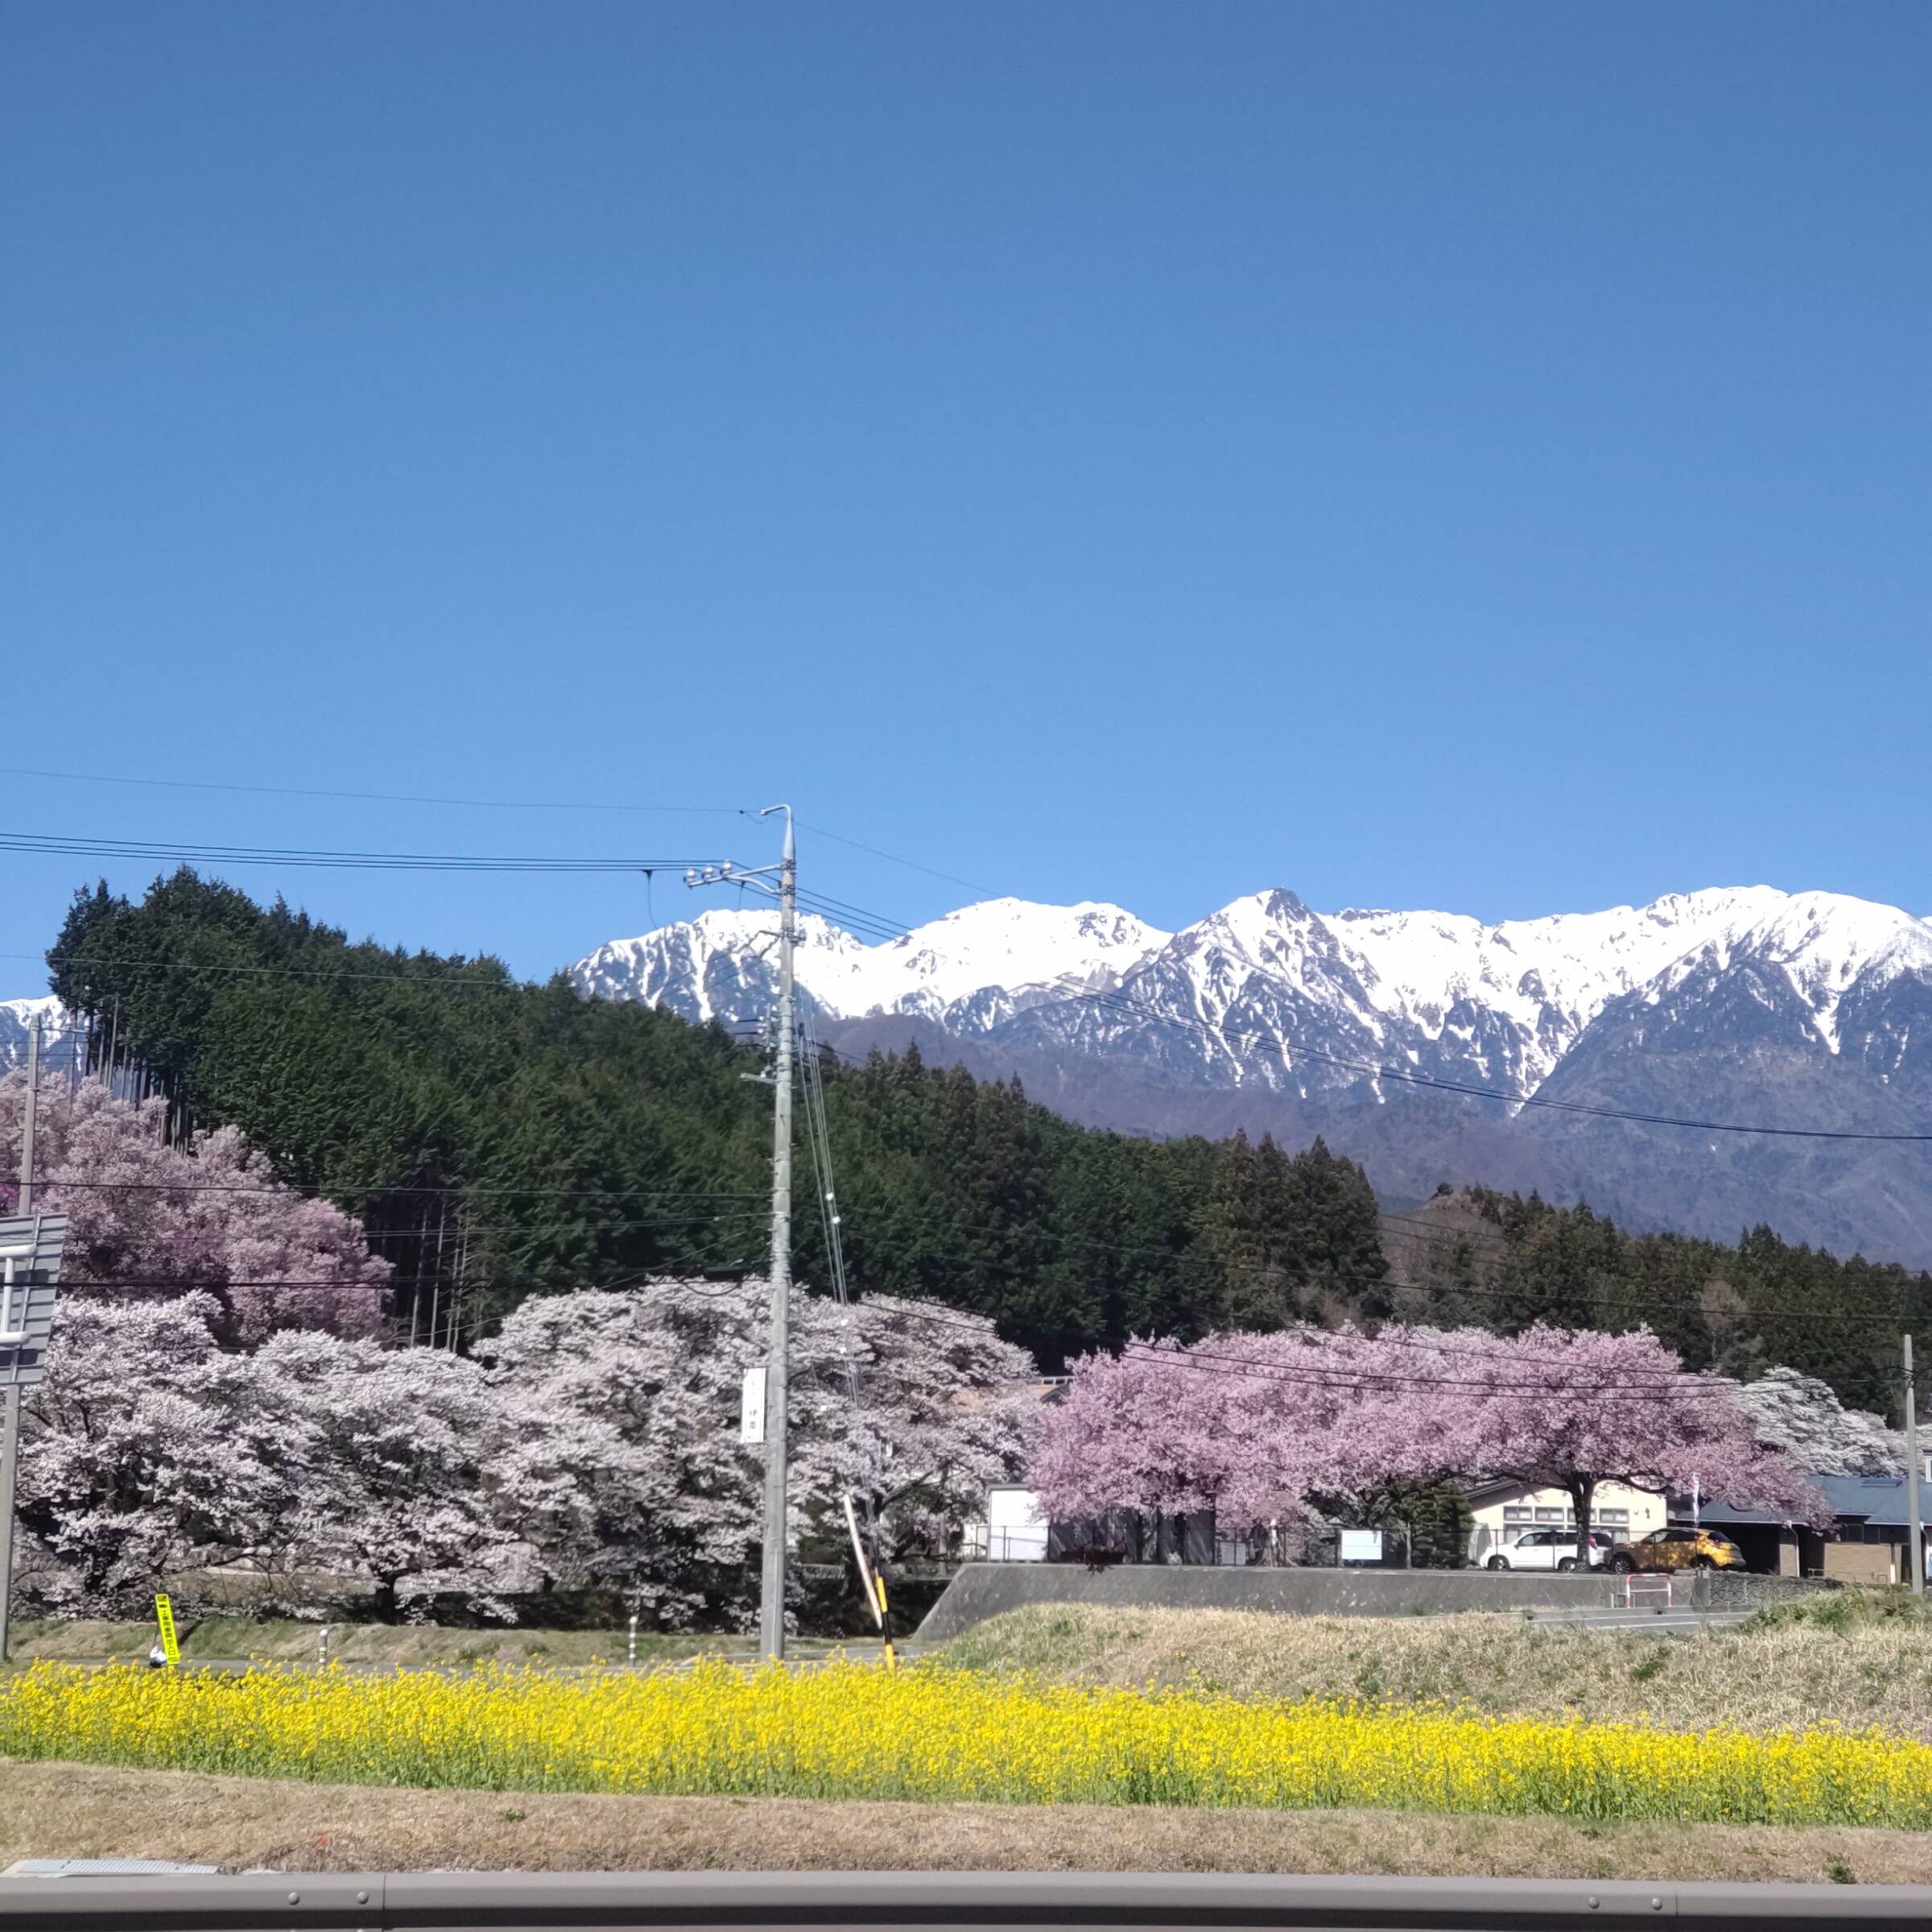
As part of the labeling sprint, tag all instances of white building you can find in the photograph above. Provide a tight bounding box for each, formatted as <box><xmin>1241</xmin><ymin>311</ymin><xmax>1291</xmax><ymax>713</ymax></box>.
<box><xmin>1463</xmin><ymin>1477</ymin><xmax>1666</xmax><ymax>1564</ymax></box>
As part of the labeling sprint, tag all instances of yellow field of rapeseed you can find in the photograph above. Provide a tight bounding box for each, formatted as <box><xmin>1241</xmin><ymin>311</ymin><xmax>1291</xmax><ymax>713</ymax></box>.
<box><xmin>0</xmin><ymin>1659</ymin><xmax>1926</xmax><ymax>1830</ymax></box>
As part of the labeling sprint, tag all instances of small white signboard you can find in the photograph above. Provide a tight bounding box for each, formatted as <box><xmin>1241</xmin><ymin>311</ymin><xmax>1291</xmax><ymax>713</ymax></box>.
<box><xmin>739</xmin><ymin>1364</ymin><xmax>767</xmax><ymax>1445</ymax></box>
<box><xmin>1339</xmin><ymin>1528</ymin><xmax>1384</xmax><ymax>1565</ymax></box>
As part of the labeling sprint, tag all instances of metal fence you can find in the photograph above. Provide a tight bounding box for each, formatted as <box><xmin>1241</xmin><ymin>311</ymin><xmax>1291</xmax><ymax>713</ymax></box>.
<box><xmin>0</xmin><ymin>1869</ymin><xmax>1922</xmax><ymax>1930</ymax></box>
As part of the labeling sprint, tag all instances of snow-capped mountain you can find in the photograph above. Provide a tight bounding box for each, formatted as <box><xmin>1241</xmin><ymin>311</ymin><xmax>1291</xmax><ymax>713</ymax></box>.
<box><xmin>0</xmin><ymin>997</ymin><xmax>75</xmax><ymax>1075</ymax></box>
<box><xmin>573</xmin><ymin>898</ymin><xmax>1168</xmax><ymax>1035</ymax></box>
<box><xmin>580</xmin><ymin>884</ymin><xmax>1928</xmax><ymax>1094</ymax></box>
<box><xmin>572</xmin><ymin>885</ymin><xmax>1932</xmax><ymax>1265</ymax></box>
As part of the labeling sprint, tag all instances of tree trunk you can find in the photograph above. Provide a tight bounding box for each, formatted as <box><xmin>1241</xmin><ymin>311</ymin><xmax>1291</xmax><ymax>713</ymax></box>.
<box><xmin>1568</xmin><ymin>1477</ymin><xmax>1596</xmax><ymax>1572</ymax></box>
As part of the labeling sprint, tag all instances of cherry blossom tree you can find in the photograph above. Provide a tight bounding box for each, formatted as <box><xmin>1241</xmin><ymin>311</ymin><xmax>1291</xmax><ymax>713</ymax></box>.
<box><xmin>249</xmin><ymin>1329</ymin><xmax>516</xmax><ymax>1617</ymax></box>
<box><xmin>1446</xmin><ymin>1324</ymin><xmax>1831</xmax><ymax>1568</ymax></box>
<box><xmin>1033</xmin><ymin>1323</ymin><xmax>1829</xmax><ymax>1567</ymax></box>
<box><xmin>0</xmin><ymin>1073</ymin><xmax>388</xmax><ymax>1344</ymax></box>
<box><xmin>1030</xmin><ymin>1330</ymin><xmax>1415</xmax><ymax>1551</ymax></box>
<box><xmin>17</xmin><ymin>1294</ymin><xmax>309</xmax><ymax>1612</ymax></box>
<box><xmin>484</xmin><ymin>1282</ymin><xmax>1042</xmax><ymax>1629</ymax></box>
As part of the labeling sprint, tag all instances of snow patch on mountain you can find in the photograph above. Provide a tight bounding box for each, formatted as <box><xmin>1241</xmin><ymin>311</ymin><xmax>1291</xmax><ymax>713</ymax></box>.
<box><xmin>0</xmin><ymin>997</ymin><xmax>75</xmax><ymax>1074</ymax></box>
<box><xmin>1327</xmin><ymin>887</ymin><xmax>1792</xmax><ymax>1084</ymax></box>
<box><xmin>572</xmin><ymin>899</ymin><xmax>1167</xmax><ymax>1028</ymax></box>
<box><xmin>1637</xmin><ymin>892</ymin><xmax>1932</xmax><ymax>1053</ymax></box>
<box><xmin>568</xmin><ymin>883</ymin><xmax>1932</xmax><ymax>1096</ymax></box>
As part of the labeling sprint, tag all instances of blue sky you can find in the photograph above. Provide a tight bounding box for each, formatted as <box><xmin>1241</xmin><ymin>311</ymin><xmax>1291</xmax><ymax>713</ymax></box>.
<box><xmin>3</xmin><ymin>2</ymin><xmax>1926</xmax><ymax>986</ymax></box>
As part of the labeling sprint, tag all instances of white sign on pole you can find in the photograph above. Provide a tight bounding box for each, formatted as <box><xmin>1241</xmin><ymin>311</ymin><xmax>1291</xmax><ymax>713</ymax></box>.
<box><xmin>0</xmin><ymin>1216</ymin><xmax>68</xmax><ymax>1387</ymax></box>
<box><xmin>1339</xmin><ymin>1529</ymin><xmax>1384</xmax><ymax>1565</ymax></box>
<box><xmin>739</xmin><ymin>1364</ymin><xmax>767</xmax><ymax>1445</ymax></box>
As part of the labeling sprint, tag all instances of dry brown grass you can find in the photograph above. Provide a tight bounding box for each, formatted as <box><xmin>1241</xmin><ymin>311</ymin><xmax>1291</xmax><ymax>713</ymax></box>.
<box><xmin>939</xmin><ymin>1604</ymin><xmax>1932</xmax><ymax>1740</ymax></box>
<box><xmin>0</xmin><ymin>1757</ymin><xmax>1926</xmax><ymax>1883</ymax></box>
<box><xmin>5</xmin><ymin>1619</ymin><xmax>742</xmax><ymax>1670</ymax></box>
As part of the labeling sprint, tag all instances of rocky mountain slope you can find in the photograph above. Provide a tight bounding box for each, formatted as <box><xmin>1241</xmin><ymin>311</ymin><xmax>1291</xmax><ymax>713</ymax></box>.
<box><xmin>0</xmin><ymin>997</ymin><xmax>72</xmax><ymax>1077</ymax></box>
<box><xmin>571</xmin><ymin>886</ymin><xmax>1932</xmax><ymax>1267</ymax></box>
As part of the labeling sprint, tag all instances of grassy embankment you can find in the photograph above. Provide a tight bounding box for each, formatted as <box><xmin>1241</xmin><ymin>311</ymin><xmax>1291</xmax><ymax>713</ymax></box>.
<box><xmin>2</xmin><ymin>1592</ymin><xmax>1929</xmax><ymax>1879</ymax></box>
<box><xmin>6</xmin><ymin>1619</ymin><xmax>746</xmax><ymax>1669</ymax></box>
<box><xmin>940</xmin><ymin>1594</ymin><xmax>1932</xmax><ymax>1741</ymax></box>
<box><xmin>1</xmin><ymin>1757</ymin><xmax>1927</xmax><ymax>1884</ymax></box>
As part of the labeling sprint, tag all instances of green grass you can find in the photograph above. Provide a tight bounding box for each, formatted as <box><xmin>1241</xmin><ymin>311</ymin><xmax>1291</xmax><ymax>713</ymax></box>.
<box><xmin>1742</xmin><ymin>1587</ymin><xmax>1932</xmax><ymax>1635</ymax></box>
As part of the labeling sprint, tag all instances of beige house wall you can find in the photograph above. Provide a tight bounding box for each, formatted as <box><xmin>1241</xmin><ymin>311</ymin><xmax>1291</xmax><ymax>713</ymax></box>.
<box><xmin>1468</xmin><ymin>1480</ymin><xmax>1667</xmax><ymax>1551</ymax></box>
<box><xmin>1823</xmin><ymin>1542</ymin><xmax>1898</xmax><ymax>1586</ymax></box>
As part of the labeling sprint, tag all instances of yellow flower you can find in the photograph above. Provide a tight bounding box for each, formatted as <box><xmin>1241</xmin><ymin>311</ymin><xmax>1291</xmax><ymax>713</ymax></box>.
<box><xmin>0</xmin><ymin>1658</ymin><xmax>1924</xmax><ymax>1830</ymax></box>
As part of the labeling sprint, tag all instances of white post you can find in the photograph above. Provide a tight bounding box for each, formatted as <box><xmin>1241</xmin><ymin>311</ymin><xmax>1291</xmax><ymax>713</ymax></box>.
<box><xmin>628</xmin><ymin>1612</ymin><xmax>638</xmax><ymax>1667</ymax></box>
<box><xmin>842</xmin><ymin>1492</ymin><xmax>882</xmax><ymax>1630</ymax></box>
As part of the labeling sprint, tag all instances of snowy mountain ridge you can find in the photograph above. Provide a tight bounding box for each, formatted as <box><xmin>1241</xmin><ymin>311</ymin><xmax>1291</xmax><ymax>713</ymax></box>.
<box><xmin>572</xmin><ymin>884</ymin><xmax>1932</xmax><ymax>1093</ymax></box>
<box><xmin>573</xmin><ymin>897</ymin><xmax>1170</xmax><ymax>1036</ymax></box>
<box><xmin>0</xmin><ymin>996</ymin><xmax>76</xmax><ymax>1075</ymax></box>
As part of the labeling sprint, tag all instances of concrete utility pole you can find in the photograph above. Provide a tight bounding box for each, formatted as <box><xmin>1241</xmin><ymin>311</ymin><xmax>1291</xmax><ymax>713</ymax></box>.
<box><xmin>18</xmin><ymin>1014</ymin><xmax>38</xmax><ymax>1219</ymax></box>
<box><xmin>1905</xmin><ymin>1334</ymin><xmax>1924</xmax><ymax>1595</ymax></box>
<box><xmin>759</xmin><ymin>806</ymin><xmax>796</xmax><ymax>1662</ymax></box>
<box><xmin>687</xmin><ymin>808</ymin><xmax>796</xmax><ymax>1662</ymax></box>
<box><xmin>0</xmin><ymin>1013</ymin><xmax>39</xmax><ymax>1663</ymax></box>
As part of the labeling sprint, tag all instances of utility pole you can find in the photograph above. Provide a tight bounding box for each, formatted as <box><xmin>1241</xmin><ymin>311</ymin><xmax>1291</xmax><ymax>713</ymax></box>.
<box><xmin>1905</xmin><ymin>1334</ymin><xmax>1924</xmax><ymax>1595</ymax></box>
<box><xmin>761</xmin><ymin>807</ymin><xmax>796</xmax><ymax>1663</ymax></box>
<box><xmin>0</xmin><ymin>1013</ymin><xmax>40</xmax><ymax>1663</ymax></box>
<box><xmin>18</xmin><ymin>1013</ymin><xmax>39</xmax><ymax>1217</ymax></box>
<box><xmin>687</xmin><ymin>807</ymin><xmax>795</xmax><ymax>1662</ymax></box>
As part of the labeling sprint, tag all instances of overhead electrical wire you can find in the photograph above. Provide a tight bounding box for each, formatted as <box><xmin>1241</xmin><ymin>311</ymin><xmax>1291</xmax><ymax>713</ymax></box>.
<box><xmin>0</xmin><ymin>763</ymin><xmax>751</xmax><ymax>816</ymax></box>
<box><xmin>799</xmin><ymin>1005</ymin><xmax>864</xmax><ymax>1414</ymax></box>
<box><xmin>0</xmin><ymin>765</ymin><xmax>995</xmax><ymax>897</ymax></box>
<box><xmin>654</xmin><ymin>1274</ymin><xmax>1756</xmax><ymax>1407</ymax></box>
<box><xmin>0</xmin><ymin>1175</ymin><xmax>758</xmax><ymax>1201</ymax></box>
<box><xmin>0</xmin><ymin>831</ymin><xmax>722</xmax><ymax>875</ymax></box>
<box><xmin>1063</xmin><ymin>983</ymin><xmax>1932</xmax><ymax>1146</ymax></box>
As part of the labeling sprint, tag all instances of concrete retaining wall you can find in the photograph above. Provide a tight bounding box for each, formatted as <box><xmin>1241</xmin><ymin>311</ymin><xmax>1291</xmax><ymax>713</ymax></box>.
<box><xmin>914</xmin><ymin>1562</ymin><xmax>1834</xmax><ymax>1641</ymax></box>
<box><xmin>914</xmin><ymin>1563</ymin><xmax>1610</xmax><ymax>1642</ymax></box>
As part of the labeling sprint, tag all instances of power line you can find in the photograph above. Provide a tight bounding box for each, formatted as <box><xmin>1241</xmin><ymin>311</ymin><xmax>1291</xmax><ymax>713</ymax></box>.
<box><xmin>1062</xmin><ymin>985</ymin><xmax>1932</xmax><ymax>1145</ymax></box>
<box><xmin>0</xmin><ymin>831</ymin><xmax>723</xmax><ymax>875</ymax></box>
<box><xmin>0</xmin><ymin>1175</ymin><xmax>758</xmax><ymax>1200</ymax></box>
<box><xmin>815</xmin><ymin>1185</ymin><xmax>1926</xmax><ymax>1331</ymax></box>
<box><xmin>1116</xmin><ymin>1339</ymin><xmax>1735</xmax><ymax>1406</ymax></box>
<box><xmin>2</xmin><ymin>765</ymin><xmax>997</xmax><ymax>899</ymax></box>
<box><xmin>1</xmin><ymin>953</ymin><xmax>539</xmax><ymax>991</ymax></box>
<box><xmin>793</xmin><ymin>821</ymin><xmax>997</xmax><ymax>898</ymax></box>
<box><xmin>0</xmin><ymin>764</ymin><xmax>750</xmax><ymax>819</ymax></box>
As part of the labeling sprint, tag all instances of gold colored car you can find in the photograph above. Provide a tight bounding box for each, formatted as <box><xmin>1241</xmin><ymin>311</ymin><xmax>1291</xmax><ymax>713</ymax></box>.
<box><xmin>1608</xmin><ymin>1526</ymin><xmax>1748</xmax><ymax>1573</ymax></box>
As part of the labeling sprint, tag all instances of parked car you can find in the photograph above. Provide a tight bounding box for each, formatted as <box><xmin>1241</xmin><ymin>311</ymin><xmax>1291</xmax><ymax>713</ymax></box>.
<box><xmin>1483</xmin><ymin>1527</ymin><xmax>1612</xmax><ymax>1571</ymax></box>
<box><xmin>1607</xmin><ymin>1526</ymin><xmax>1746</xmax><ymax>1573</ymax></box>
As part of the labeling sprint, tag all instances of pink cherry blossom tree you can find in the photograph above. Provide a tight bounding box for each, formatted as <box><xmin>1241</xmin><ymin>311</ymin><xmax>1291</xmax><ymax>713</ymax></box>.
<box><xmin>1443</xmin><ymin>1323</ymin><xmax>1831</xmax><ymax>1568</ymax></box>
<box><xmin>0</xmin><ymin>1072</ymin><xmax>389</xmax><ymax>1344</ymax></box>
<box><xmin>1033</xmin><ymin>1323</ymin><xmax>1827</xmax><ymax>1567</ymax></box>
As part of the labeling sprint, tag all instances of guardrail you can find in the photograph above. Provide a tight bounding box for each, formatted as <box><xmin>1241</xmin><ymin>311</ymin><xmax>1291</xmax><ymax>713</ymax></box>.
<box><xmin>0</xmin><ymin>1870</ymin><xmax>1926</xmax><ymax>1929</ymax></box>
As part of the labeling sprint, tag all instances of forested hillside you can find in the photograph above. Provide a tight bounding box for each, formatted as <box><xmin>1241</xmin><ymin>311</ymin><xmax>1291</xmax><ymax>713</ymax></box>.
<box><xmin>41</xmin><ymin>872</ymin><xmax>1932</xmax><ymax>1408</ymax></box>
